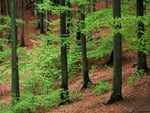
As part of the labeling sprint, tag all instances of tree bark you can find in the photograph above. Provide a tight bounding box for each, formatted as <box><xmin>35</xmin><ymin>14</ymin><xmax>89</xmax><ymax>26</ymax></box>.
<box><xmin>20</xmin><ymin>0</ymin><xmax>25</xmax><ymax>46</ymax></box>
<box><xmin>106</xmin><ymin>51</ymin><xmax>113</xmax><ymax>65</ymax></box>
<box><xmin>11</xmin><ymin>0</ymin><xmax>20</xmax><ymax>105</ymax></box>
<box><xmin>60</xmin><ymin>0</ymin><xmax>69</xmax><ymax>105</ymax></box>
<box><xmin>6</xmin><ymin>0</ymin><xmax>9</xmax><ymax>15</ymax></box>
<box><xmin>45</xmin><ymin>10</ymin><xmax>49</xmax><ymax>32</ymax></box>
<box><xmin>106</xmin><ymin>0</ymin><xmax>108</xmax><ymax>8</ymax></box>
<box><xmin>136</xmin><ymin>0</ymin><xmax>148</xmax><ymax>71</ymax></box>
<box><xmin>80</xmin><ymin>4</ymin><xmax>91</xmax><ymax>89</ymax></box>
<box><xmin>87</xmin><ymin>0</ymin><xmax>92</xmax><ymax>41</ymax></box>
<box><xmin>0</xmin><ymin>0</ymin><xmax>2</xmax><ymax>51</ymax></box>
<box><xmin>107</xmin><ymin>0</ymin><xmax>123</xmax><ymax>104</ymax></box>
<box><xmin>76</xmin><ymin>4</ymin><xmax>81</xmax><ymax>46</ymax></box>
<box><xmin>7</xmin><ymin>0</ymin><xmax>11</xmax><ymax>41</ymax></box>
<box><xmin>93</xmin><ymin>0</ymin><xmax>96</xmax><ymax>12</ymax></box>
<box><xmin>39</xmin><ymin>0</ymin><xmax>44</xmax><ymax>34</ymax></box>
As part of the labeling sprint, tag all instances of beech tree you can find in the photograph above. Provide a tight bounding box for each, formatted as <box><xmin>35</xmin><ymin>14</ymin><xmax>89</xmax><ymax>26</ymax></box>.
<box><xmin>5</xmin><ymin>0</ymin><xmax>9</xmax><ymax>15</ymax></box>
<box><xmin>106</xmin><ymin>0</ymin><xmax>108</xmax><ymax>8</ymax></box>
<box><xmin>45</xmin><ymin>10</ymin><xmax>49</xmax><ymax>32</ymax></box>
<box><xmin>6</xmin><ymin>0</ymin><xmax>11</xmax><ymax>41</ymax></box>
<box><xmin>60</xmin><ymin>0</ymin><xmax>69</xmax><ymax>105</ymax></box>
<box><xmin>107</xmin><ymin>0</ymin><xmax>123</xmax><ymax>104</ymax></box>
<box><xmin>80</xmin><ymin>3</ymin><xmax>91</xmax><ymax>88</ymax></box>
<box><xmin>136</xmin><ymin>0</ymin><xmax>148</xmax><ymax>71</ymax></box>
<box><xmin>11</xmin><ymin>0</ymin><xmax>20</xmax><ymax>104</ymax></box>
<box><xmin>0</xmin><ymin>0</ymin><xmax>2</xmax><ymax>51</ymax></box>
<box><xmin>39</xmin><ymin>0</ymin><xmax>44</xmax><ymax>34</ymax></box>
<box><xmin>66</xmin><ymin>0</ymin><xmax>71</xmax><ymax>36</ymax></box>
<box><xmin>93</xmin><ymin>0</ymin><xmax>96</xmax><ymax>12</ymax></box>
<box><xmin>76</xmin><ymin>4</ymin><xmax>81</xmax><ymax>45</ymax></box>
<box><xmin>20</xmin><ymin>0</ymin><xmax>25</xmax><ymax>46</ymax></box>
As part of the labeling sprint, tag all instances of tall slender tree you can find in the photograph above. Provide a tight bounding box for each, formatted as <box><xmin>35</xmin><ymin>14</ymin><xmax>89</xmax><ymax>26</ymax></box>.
<box><xmin>5</xmin><ymin>0</ymin><xmax>9</xmax><ymax>15</ymax></box>
<box><xmin>76</xmin><ymin>4</ymin><xmax>81</xmax><ymax>45</ymax></box>
<box><xmin>0</xmin><ymin>0</ymin><xmax>2</xmax><ymax>51</ymax></box>
<box><xmin>66</xmin><ymin>0</ymin><xmax>71</xmax><ymax>36</ymax></box>
<box><xmin>87</xmin><ymin>0</ymin><xmax>93</xmax><ymax>41</ymax></box>
<box><xmin>11</xmin><ymin>0</ymin><xmax>20</xmax><ymax>105</ymax></box>
<box><xmin>7</xmin><ymin>0</ymin><xmax>11</xmax><ymax>41</ymax></box>
<box><xmin>106</xmin><ymin>0</ymin><xmax>108</xmax><ymax>8</ymax></box>
<box><xmin>39</xmin><ymin>0</ymin><xmax>44</xmax><ymax>34</ymax></box>
<box><xmin>93</xmin><ymin>0</ymin><xmax>96</xmax><ymax>12</ymax></box>
<box><xmin>107</xmin><ymin>0</ymin><xmax>122</xmax><ymax>104</ymax></box>
<box><xmin>66</xmin><ymin>0</ymin><xmax>72</xmax><ymax>50</ymax></box>
<box><xmin>35</xmin><ymin>0</ymin><xmax>40</xmax><ymax>29</ymax></box>
<box><xmin>136</xmin><ymin>0</ymin><xmax>148</xmax><ymax>71</ymax></box>
<box><xmin>80</xmin><ymin>3</ymin><xmax>91</xmax><ymax>88</ymax></box>
<box><xmin>45</xmin><ymin>10</ymin><xmax>49</xmax><ymax>32</ymax></box>
<box><xmin>60</xmin><ymin>0</ymin><xmax>69</xmax><ymax>105</ymax></box>
<box><xmin>20</xmin><ymin>0</ymin><xmax>25</xmax><ymax>46</ymax></box>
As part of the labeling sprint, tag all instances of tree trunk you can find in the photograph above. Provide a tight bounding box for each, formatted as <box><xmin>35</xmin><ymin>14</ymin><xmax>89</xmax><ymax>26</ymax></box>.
<box><xmin>107</xmin><ymin>0</ymin><xmax>123</xmax><ymax>104</ymax></box>
<box><xmin>39</xmin><ymin>0</ymin><xmax>44</xmax><ymax>34</ymax></box>
<box><xmin>60</xmin><ymin>0</ymin><xmax>69</xmax><ymax>105</ymax></box>
<box><xmin>106</xmin><ymin>0</ymin><xmax>108</xmax><ymax>8</ymax></box>
<box><xmin>11</xmin><ymin>0</ymin><xmax>20</xmax><ymax>105</ymax></box>
<box><xmin>6</xmin><ymin>0</ymin><xmax>9</xmax><ymax>15</ymax></box>
<box><xmin>46</xmin><ymin>10</ymin><xmax>51</xmax><ymax>45</ymax></box>
<box><xmin>0</xmin><ymin>0</ymin><xmax>2</xmax><ymax>51</ymax></box>
<box><xmin>136</xmin><ymin>0</ymin><xmax>148</xmax><ymax>71</ymax></box>
<box><xmin>66</xmin><ymin>0</ymin><xmax>72</xmax><ymax>51</ymax></box>
<box><xmin>36</xmin><ymin>0</ymin><xmax>40</xmax><ymax>29</ymax></box>
<box><xmin>66</xmin><ymin>0</ymin><xmax>71</xmax><ymax>36</ymax></box>
<box><xmin>80</xmin><ymin>4</ymin><xmax>91</xmax><ymax>89</ymax></box>
<box><xmin>7</xmin><ymin>0</ymin><xmax>11</xmax><ymax>41</ymax></box>
<box><xmin>93</xmin><ymin>0</ymin><xmax>96</xmax><ymax>12</ymax></box>
<box><xmin>20</xmin><ymin>0</ymin><xmax>25</xmax><ymax>46</ymax></box>
<box><xmin>87</xmin><ymin>0</ymin><xmax>92</xmax><ymax>41</ymax></box>
<box><xmin>76</xmin><ymin>4</ymin><xmax>81</xmax><ymax>46</ymax></box>
<box><xmin>106</xmin><ymin>51</ymin><xmax>113</xmax><ymax>65</ymax></box>
<box><xmin>39</xmin><ymin>13</ymin><xmax>44</xmax><ymax>33</ymax></box>
<box><xmin>45</xmin><ymin>10</ymin><xmax>49</xmax><ymax>32</ymax></box>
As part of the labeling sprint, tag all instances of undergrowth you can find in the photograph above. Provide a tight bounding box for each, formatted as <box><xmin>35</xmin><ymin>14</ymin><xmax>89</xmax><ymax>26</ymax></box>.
<box><xmin>127</xmin><ymin>69</ymin><xmax>146</xmax><ymax>85</ymax></box>
<box><xmin>94</xmin><ymin>80</ymin><xmax>111</xmax><ymax>96</ymax></box>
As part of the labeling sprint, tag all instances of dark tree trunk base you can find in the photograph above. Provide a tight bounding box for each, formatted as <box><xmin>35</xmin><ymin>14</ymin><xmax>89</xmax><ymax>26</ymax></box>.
<box><xmin>40</xmin><ymin>30</ymin><xmax>45</xmax><ymax>34</ymax></box>
<box><xmin>59</xmin><ymin>90</ymin><xmax>70</xmax><ymax>105</ymax></box>
<box><xmin>76</xmin><ymin>32</ymin><xmax>81</xmax><ymax>46</ymax></box>
<box><xmin>81</xmin><ymin>80</ymin><xmax>92</xmax><ymax>89</ymax></box>
<box><xmin>20</xmin><ymin>44</ymin><xmax>25</xmax><ymax>47</ymax></box>
<box><xmin>106</xmin><ymin>92</ymin><xmax>123</xmax><ymax>104</ymax></box>
<box><xmin>36</xmin><ymin>23</ymin><xmax>40</xmax><ymax>29</ymax></box>
<box><xmin>59</xmin><ymin>99</ymin><xmax>72</xmax><ymax>105</ymax></box>
<box><xmin>106</xmin><ymin>51</ymin><xmax>113</xmax><ymax>66</ymax></box>
<box><xmin>59</xmin><ymin>89</ymin><xmax>71</xmax><ymax>105</ymax></box>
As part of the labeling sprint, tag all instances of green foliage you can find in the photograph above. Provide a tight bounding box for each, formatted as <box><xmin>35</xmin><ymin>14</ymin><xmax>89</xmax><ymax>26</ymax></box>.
<box><xmin>127</xmin><ymin>69</ymin><xmax>146</xmax><ymax>85</ymax></box>
<box><xmin>0</xmin><ymin>101</ymin><xmax>13</xmax><ymax>113</ymax></box>
<box><xmin>69</xmin><ymin>90</ymin><xmax>83</xmax><ymax>102</ymax></box>
<box><xmin>94</xmin><ymin>80</ymin><xmax>111</xmax><ymax>96</ymax></box>
<box><xmin>12</xmin><ymin>91</ymin><xmax>60</xmax><ymax>113</ymax></box>
<box><xmin>105</xmin><ymin>65</ymin><xmax>113</xmax><ymax>71</ymax></box>
<box><xmin>0</xmin><ymin>41</ymin><xmax>11</xmax><ymax>85</ymax></box>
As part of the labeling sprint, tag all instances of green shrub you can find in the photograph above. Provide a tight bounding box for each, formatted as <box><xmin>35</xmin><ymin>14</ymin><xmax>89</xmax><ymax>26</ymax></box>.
<box><xmin>94</xmin><ymin>80</ymin><xmax>111</xmax><ymax>96</ymax></box>
<box><xmin>127</xmin><ymin>69</ymin><xmax>146</xmax><ymax>85</ymax></box>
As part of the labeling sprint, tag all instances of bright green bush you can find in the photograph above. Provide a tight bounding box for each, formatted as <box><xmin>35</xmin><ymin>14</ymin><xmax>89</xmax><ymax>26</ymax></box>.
<box><xmin>94</xmin><ymin>80</ymin><xmax>111</xmax><ymax>96</ymax></box>
<box><xmin>127</xmin><ymin>69</ymin><xmax>146</xmax><ymax>85</ymax></box>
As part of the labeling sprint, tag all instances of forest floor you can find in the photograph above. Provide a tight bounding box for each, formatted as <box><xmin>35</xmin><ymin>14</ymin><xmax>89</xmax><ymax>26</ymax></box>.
<box><xmin>1</xmin><ymin>0</ymin><xmax>150</xmax><ymax>113</ymax></box>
